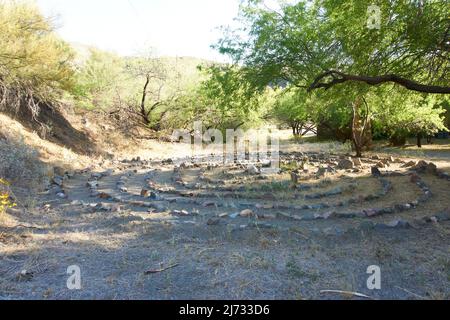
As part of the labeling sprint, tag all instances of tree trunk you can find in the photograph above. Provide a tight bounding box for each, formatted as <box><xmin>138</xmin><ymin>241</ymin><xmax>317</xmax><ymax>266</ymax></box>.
<box><xmin>352</xmin><ymin>98</ymin><xmax>363</xmax><ymax>157</ymax></box>
<box><xmin>140</xmin><ymin>75</ymin><xmax>151</xmax><ymax>125</ymax></box>
<box><xmin>417</xmin><ymin>133</ymin><xmax>422</xmax><ymax>148</ymax></box>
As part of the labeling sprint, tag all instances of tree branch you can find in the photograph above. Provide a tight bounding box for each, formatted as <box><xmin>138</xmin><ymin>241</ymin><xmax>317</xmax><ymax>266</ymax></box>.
<box><xmin>308</xmin><ymin>70</ymin><xmax>450</xmax><ymax>94</ymax></box>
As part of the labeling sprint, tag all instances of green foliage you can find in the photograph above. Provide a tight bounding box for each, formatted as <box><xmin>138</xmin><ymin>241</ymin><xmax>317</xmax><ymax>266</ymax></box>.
<box><xmin>371</xmin><ymin>89</ymin><xmax>448</xmax><ymax>141</ymax></box>
<box><xmin>0</xmin><ymin>1</ymin><xmax>75</xmax><ymax>116</ymax></box>
<box><xmin>73</xmin><ymin>48</ymin><xmax>125</xmax><ymax>110</ymax></box>
<box><xmin>217</xmin><ymin>0</ymin><xmax>449</xmax><ymax>91</ymax></box>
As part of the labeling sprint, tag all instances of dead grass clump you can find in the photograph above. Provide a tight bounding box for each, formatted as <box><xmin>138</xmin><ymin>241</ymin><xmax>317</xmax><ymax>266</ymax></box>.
<box><xmin>0</xmin><ymin>137</ymin><xmax>46</xmax><ymax>187</ymax></box>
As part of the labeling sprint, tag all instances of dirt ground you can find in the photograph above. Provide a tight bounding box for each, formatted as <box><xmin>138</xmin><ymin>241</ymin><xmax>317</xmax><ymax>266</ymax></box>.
<box><xmin>0</xmin><ymin>136</ymin><xmax>449</xmax><ymax>300</ymax></box>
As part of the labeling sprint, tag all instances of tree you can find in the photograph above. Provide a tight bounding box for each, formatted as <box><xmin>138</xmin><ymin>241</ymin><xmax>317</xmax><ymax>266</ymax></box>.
<box><xmin>215</xmin><ymin>0</ymin><xmax>449</xmax><ymax>95</ymax></box>
<box><xmin>270</xmin><ymin>89</ymin><xmax>315</xmax><ymax>137</ymax></box>
<box><xmin>0</xmin><ymin>1</ymin><xmax>75</xmax><ymax>119</ymax></box>
<box><xmin>371</xmin><ymin>89</ymin><xmax>448</xmax><ymax>147</ymax></box>
<box><xmin>73</xmin><ymin>48</ymin><xmax>125</xmax><ymax>110</ymax></box>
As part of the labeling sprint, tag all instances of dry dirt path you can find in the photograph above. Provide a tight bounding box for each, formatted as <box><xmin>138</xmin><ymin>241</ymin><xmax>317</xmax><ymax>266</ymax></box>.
<box><xmin>1</xmin><ymin>149</ymin><xmax>449</xmax><ymax>300</ymax></box>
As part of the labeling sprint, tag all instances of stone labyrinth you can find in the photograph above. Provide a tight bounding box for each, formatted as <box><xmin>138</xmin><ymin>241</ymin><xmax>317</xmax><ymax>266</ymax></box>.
<box><xmin>52</xmin><ymin>152</ymin><xmax>450</xmax><ymax>236</ymax></box>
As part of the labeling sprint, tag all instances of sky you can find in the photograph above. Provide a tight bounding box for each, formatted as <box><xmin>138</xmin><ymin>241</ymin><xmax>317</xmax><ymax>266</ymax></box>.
<box><xmin>35</xmin><ymin>0</ymin><xmax>242</xmax><ymax>61</ymax></box>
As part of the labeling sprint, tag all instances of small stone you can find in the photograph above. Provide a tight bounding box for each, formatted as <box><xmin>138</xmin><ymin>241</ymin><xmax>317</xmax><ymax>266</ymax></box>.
<box><xmin>229</xmin><ymin>212</ymin><xmax>240</xmax><ymax>219</ymax></box>
<box><xmin>86</xmin><ymin>181</ymin><xmax>98</xmax><ymax>188</ymax></box>
<box><xmin>376</xmin><ymin>161</ymin><xmax>386</xmax><ymax>169</ymax></box>
<box><xmin>202</xmin><ymin>201</ymin><xmax>216</xmax><ymax>207</ymax></box>
<box><xmin>402</xmin><ymin>160</ymin><xmax>417</xmax><ymax>168</ymax></box>
<box><xmin>337</xmin><ymin>158</ymin><xmax>354</xmax><ymax>170</ymax></box>
<box><xmin>364</xmin><ymin>208</ymin><xmax>380</xmax><ymax>217</ymax></box>
<box><xmin>426</xmin><ymin>162</ymin><xmax>437</xmax><ymax>175</ymax></box>
<box><xmin>119</xmin><ymin>186</ymin><xmax>128</xmax><ymax>193</ymax></box>
<box><xmin>371</xmin><ymin>167</ymin><xmax>382</xmax><ymax>177</ymax></box>
<box><xmin>53</xmin><ymin>176</ymin><xmax>64</xmax><ymax>186</ymax></box>
<box><xmin>56</xmin><ymin>192</ymin><xmax>67</xmax><ymax>199</ymax></box>
<box><xmin>314</xmin><ymin>211</ymin><xmax>335</xmax><ymax>220</ymax></box>
<box><xmin>91</xmin><ymin>173</ymin><xmax>103</xmax><ymax>179</ymax></box>
<box><xmin>207</xmin><ymin>218</ymin><xmax>221</xmax><ymax>226</ymax></box>
<box><xmin>240</xmin><ymin>209</ymin><xmax>254</xmax><ymax>217</ymax></box>
<box><xmin>219</xmin><ymin>213</ymin><xmax>229</xmax><ymax>218</ymax></box>
<box><xmin>140</xmin><ymin>189</ymin><xmax>150</xmax><ymax>197</ymax></box>
<box><xmin>246</xmin><ymin>165</ymin><xmax>260</xmax><ymax>175</ymax></box>
<box><xmin>97</xmin><ymin>192</ymin><xmax>111</xmax><ymax>199</ymax></box>
<box><xmin>386</xmin><ymin>219</ymin><xmax>410</xmax><ymax>229</ymax></box>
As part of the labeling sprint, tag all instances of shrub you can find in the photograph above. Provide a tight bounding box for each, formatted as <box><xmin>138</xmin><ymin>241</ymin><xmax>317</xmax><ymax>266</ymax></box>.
<box><xmin>0</xmin><ymin>178</ymin><xmax>16</xmax><ymax>214</ymax></box>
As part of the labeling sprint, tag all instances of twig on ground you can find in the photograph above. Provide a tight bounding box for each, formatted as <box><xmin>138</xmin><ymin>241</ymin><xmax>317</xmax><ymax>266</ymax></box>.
<box><xmin>320</xmin><ymin>290</ymin><xmax>375</xmax><ymax>300</ymax></box>
<box><xmin>394</xmin><ymin>286</ymin><xmax>426</xmax><ymax>300</ymax></box>
<box><xmin>144</xmin><ymin>263</ymin><xmax>179</xmax><ymax>275</ymax></box>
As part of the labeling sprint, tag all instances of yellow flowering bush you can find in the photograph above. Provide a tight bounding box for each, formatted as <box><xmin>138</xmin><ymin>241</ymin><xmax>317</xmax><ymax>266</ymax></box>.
<box><xmin>0</xmin><ymin>178</ymin><xmax>16</xmax><ymax>213</ymax></box>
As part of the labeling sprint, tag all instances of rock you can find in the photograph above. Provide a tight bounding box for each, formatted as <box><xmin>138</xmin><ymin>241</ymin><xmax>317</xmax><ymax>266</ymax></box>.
<box><xmin>202</xmin><ymin>201</ymin><xmax>217</xmax><ymax>207</ymax></box>
<box><xmin>372</xmin><ymin>155</ymin><xmax>381</xmax><ymax>160</ymax></box>
<box><xmin>207</xmin><ymin>218</ymin><xmax>221</xmax><ymax>226</ymax></box>
<box><xmin>229</xmin><ymin>212</ymin><xmax>240</xmax><ymax>219</ymax></box>
<box><xmin>246</xmin><ymin>165</ymin><xmax>260</xmax><ymax>175</ymax></box>
<box><xmin>426</xmin><ymin>162</ymin><xmax>437</xmax><ymax>175</ymax></box>
<box><xmin>97</xmin><ymin>192</ymin><xmax>111</xmax><ymax>199</ymax></box>
<box><xmin>91</xmin><ymin>172</ymin><xmax>103</xmax><ymax>179</ymax></box>
<box><xmin>53</xmin><ymin>176</ymin><xmax>64</xmax><ymax>186</ymax></box>
<box><xmin>337</xmin><ymin>158</ymin><xmax>354</xmax><ymax>170</ymax></box>
<box><xmin>70</xmin><ymin>200</ymin><xmax>82</xmax><ymax>206</ymax></box>
<box><xmin>171</xmin><ymin>210</ymin><xmax>190</xmax><ymax>216</ymax></box>
<box><xmin>364</xmin><ymin>208</ymin><xmax>381</xmax><ymax>217</ymax></box>
<box><xmin>219</xmin><ymin>213</ymin><xmax>229</xmax><ymax>218</ymax></box>
<box><xmin>316</xmin><ymin>167</ymin><xmax>327</xmax><ymax>178</ymax></box>
<box><xmin>119</xmin><ymin>186</ymin><xmax>128</xmax><ymax>193</ymax></box>
<box><xmin>56</xmin><ymin>192</ymin><xmax>67</xmax><ymax>199</ymax></box>
<box><xmin>314</xmin><ymin>211</ymin><xmax>336</xmax><ymax>220</ymax></box>
<box><xmin>86</xmin><ymin>181</ymin><xmax>98</xmax><ymax>189</ymax></box>
<box><xmin>371</xmin><ymin>167</ymin><xmax>382</xmax><ymax>177</ymax></box>
<box><xmin>385</xmin><ymin>219</ymin><xmax>410</xmax><ymax>229</ymax></box>
<box><xmin>140</xmin><ymin>189</ymin><xmax>150</xmax><ymax>197</ymax></box>
<box><xmin>352</xmin><ymin>158</ymin><xmax>363</xmax><ymax>167</ymax></box>
<box><xmin>240</xmin><ymin>209</ymin><xmax>254</xmax><ymax>217</ymax></box>
<box><xmin>376</xmin><ymin>161</ymin><xmax>386</xmax><ymax>169</ymax></box>
<box><xmin>402</xmin><ymin>160</ymin><xmax>417</xmax><ymax>168</ymax></box>
<box><xmin>260</xmin><ymin>160</ymin><xmax>272</xmax><ymax>168</ymax></box>
<box><xmin>388</xmin><ymin>156</ymin><xmax>395</xmax><ymax>163</ymax></box>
